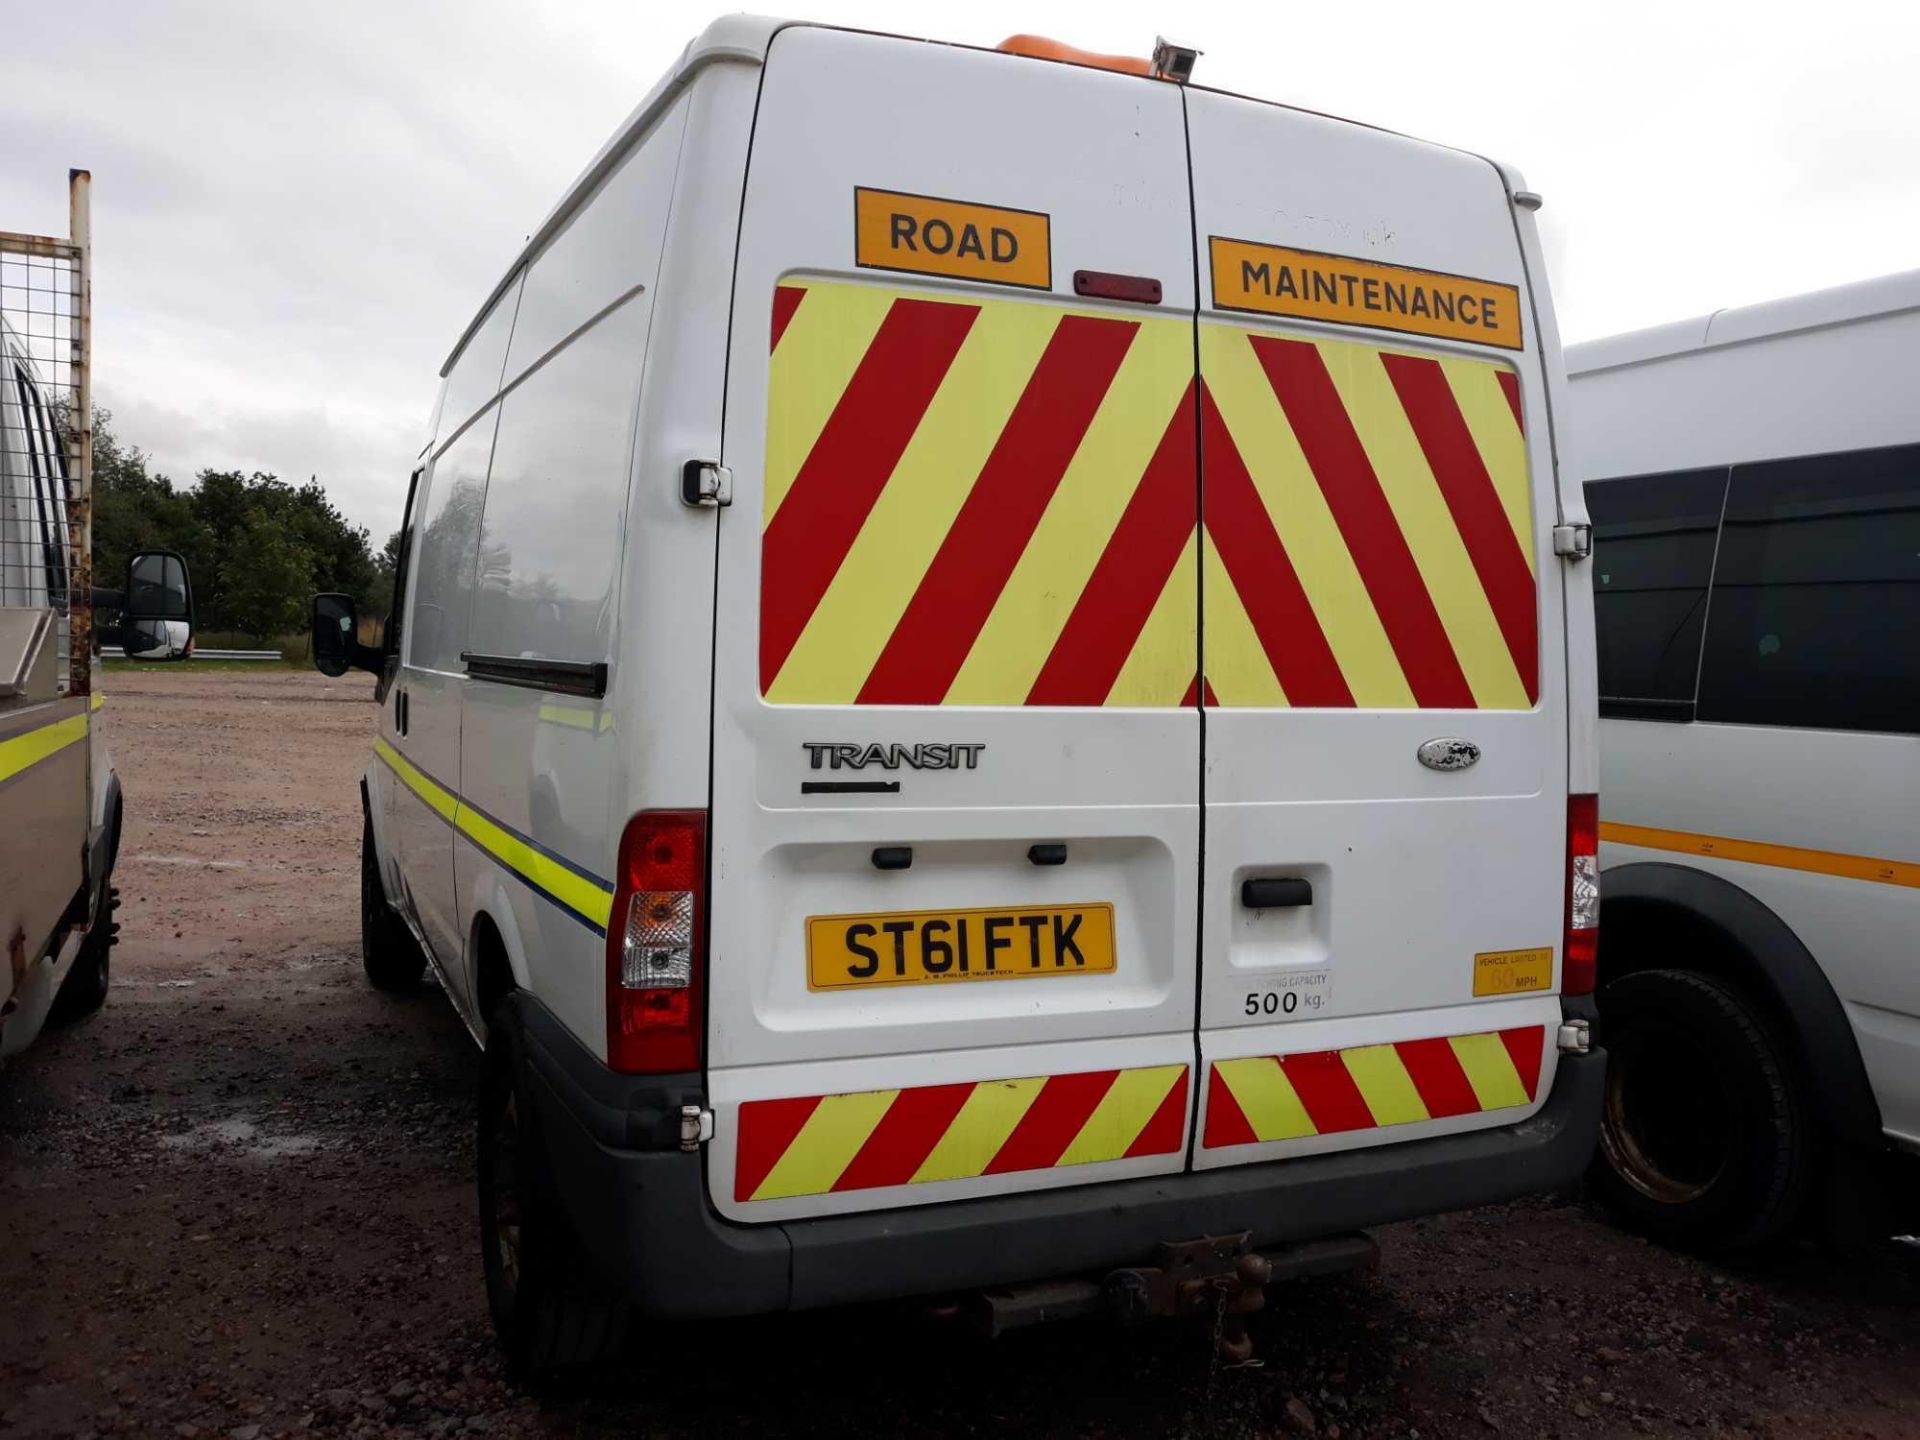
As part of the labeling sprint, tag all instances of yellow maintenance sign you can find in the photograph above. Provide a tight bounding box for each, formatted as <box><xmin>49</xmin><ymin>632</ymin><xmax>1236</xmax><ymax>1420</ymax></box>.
<box><xmin>1211</xmin><ymin>237</ymin><xmax>1522</xmax><ymax>351</ymax></box>
<box><xmin>855</xmin><ymin>187</ymin><xmax>1051</xmax><ymax>291</ymax></box>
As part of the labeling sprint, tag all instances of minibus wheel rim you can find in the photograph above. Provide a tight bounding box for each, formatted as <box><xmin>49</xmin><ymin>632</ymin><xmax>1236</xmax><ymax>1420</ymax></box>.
<box><xmin>1600</xmin><ymin>1018</ymin><xmax>1733</xmax><ymax>1205</ymax></box>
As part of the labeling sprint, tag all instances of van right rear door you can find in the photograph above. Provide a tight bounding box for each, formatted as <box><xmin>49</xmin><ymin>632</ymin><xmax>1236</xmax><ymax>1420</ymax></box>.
<box><xmin>1185</xmin><ymin>90</ymin><xmax>1570</xmax><ymax>1168</ymax></box>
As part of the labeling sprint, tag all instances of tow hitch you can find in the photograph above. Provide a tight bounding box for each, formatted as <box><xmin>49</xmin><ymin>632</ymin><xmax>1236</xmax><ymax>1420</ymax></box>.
<box><xmin>963</xmin><ymin>1231</ymin><xmax>1379</xmax><ymax>1361</ymax></box>
<box><xmin>1107</xmin><ymin>1233</ymin><xmax>1272</xmax><ymax>1362</ymax></box>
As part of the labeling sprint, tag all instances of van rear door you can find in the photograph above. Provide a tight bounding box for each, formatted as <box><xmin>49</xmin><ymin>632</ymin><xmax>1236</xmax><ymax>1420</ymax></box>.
<box><xmin>707</xmin><ymin>27</ymin><xmax>1201</xmax><ymax>1222</ymax></box>
<box><xmin>1185</xmin><ymin>91</ymin><xmax>1568</xmax><ymax>1167</ymax></box>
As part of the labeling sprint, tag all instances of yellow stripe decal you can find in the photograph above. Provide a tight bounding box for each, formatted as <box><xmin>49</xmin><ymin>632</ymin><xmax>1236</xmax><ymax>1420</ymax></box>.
<box><xmin>1448</xmin><ymin>1032</ymin><xmax>1531</xmax><ymax>1112</ymax></box>
<box><xmin>1602</xmin><ymin>821</ymin><xmax>1920</xmax><ymax>890</ymax></box>
<box><xmin>1215</xmin><ymin>1056</ymin><xmax>1317</xmax><ymax>1141</ymax></box>
<box><xmin>1441</xmin><ymin>356</ymin><xmax>1534</xmax><ymax>570</ymax></box>
<box><xmin>372</xmin><ymin>736</ymin><xmax>614</xmax><ymax>931</ymax></box>
<box><xmin>770</xmin><ymin>301</ymin><xmax>1061</xmax><ymax>702</ymax></box>
<box><xmin>90</xmin><ymin>691</ymin><xmax>105</xmax><ymax>712</ymax></box>
<box><xmin>373</xmin><ymin>736</ymin><xmax>457</xmax><ymax>825</ymax></box>
<box><xmin>751</xmin><ymin>1089</ymin><xmax>900</xmax><ymax>1201</ymax></box>
<box><xmin>453</xmin><ymin>806</ymin><xmax>614</xmax><ymax>931</ymax></box>
<box><xmin>1341</xmin><ymin>1043</ymin><xmax>1431</xmax><ymax>1128</ymax></box>
<box><xmin>1200</xmin><ymin>322</ymin><xmax>1412</xmax><ymax>707</ymax></box>
<box><xmin>1323</xmin><ymin>338</ymin><xmax>1528</xmax><ymax>710</ymax></box>
<box><xmin>910</xmin><ymin>1076</ymin><xmax>1045</xmax><ymax>1184</ymax></box>
<box><xmin>763</xmin><ymin>281</ymin><xmax>894</xmax><ymax>525</ymax></box>
<box><xmin>1055</xmin><ymin>1064</ymin><xmax>1184</xmax><ymax>1168</ymax></box>
<box><xmin>945</xmin><ymin>318</ymin><xmax>1192</xmax><ymax>704</ymax></box>
<box><xmin>1104</xmin><ymin>529</ymin><xmax>1200</xmax><ymax>707</ymax></box>
<box><xmin>0</xmin><ymin>712</ymin><xmax>89</xmax><ymax>786</ymax></box>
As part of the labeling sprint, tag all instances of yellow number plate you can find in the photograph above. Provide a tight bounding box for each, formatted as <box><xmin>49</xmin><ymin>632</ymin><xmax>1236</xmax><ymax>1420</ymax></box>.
<box><xmin>807</xmin><ymin>904</ymin><xmax>1116</xmax><ymax>991</ymax></box>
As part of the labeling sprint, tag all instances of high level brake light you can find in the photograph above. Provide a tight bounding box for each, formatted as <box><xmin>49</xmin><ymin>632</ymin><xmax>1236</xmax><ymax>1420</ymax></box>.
<box><xmin>1564</xmin><ymin>794</ymin><xmax>1600</xmax><ymax>997</ymax></box>
<box><xmin>606</xmin><ymin>810</ymin><xmax>707</xmax><ymax>1074</ymax></box>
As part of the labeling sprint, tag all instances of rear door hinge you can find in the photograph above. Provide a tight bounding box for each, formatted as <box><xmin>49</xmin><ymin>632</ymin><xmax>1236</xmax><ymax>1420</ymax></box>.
<box><xmin>1552</xmin><ymin>522</ymin><xmax>1591</xmax><ymax>559</ymax></box>
<box><xmin>681</xmin><ymin>459</ymin><xmax>732</xmax><ymax>508</ymax></box>
<box><xmin>679</xmin><ymin>1104</ymin><xmax>714</xmax><ymax>1151</ymax></box>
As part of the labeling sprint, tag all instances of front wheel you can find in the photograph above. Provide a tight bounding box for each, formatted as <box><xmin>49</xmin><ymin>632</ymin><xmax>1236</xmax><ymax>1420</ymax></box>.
<box><xmin>478</xmin><ymin>1007</ymin><xmax>627</xmax><ymax>1379</ymax></box>
<box><xmin>48</xmin><ymin>883</ymin><xmax>116</xmax><ymax>1025</ymax></box>
<box><xmin>361</xmin><ymin>813</ymin><xmax>425</xmax><ymax>992</ymax></box>
<box><xmin>1591</xmin><ymin>968</ymin><xmax>1814</xmax><ymax>1249</ymax></box>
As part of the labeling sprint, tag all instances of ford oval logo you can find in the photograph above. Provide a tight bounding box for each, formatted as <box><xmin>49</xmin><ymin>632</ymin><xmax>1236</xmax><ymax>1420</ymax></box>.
<box><xmin>1418</xmin><ymin>737</ymin><xmax>1480</xmax><ymax>772</ymax></box>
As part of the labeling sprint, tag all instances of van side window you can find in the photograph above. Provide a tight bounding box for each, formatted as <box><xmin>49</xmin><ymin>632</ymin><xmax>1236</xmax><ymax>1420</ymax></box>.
<box><xmin>406</xmin><ymin>416</ymin><xmax>498</xmax><ymax>674</ymax></box>
<box><xmin>468</xmin><ymin>291</ymin><xmax>650</xmax><ymax>667</ymax></box>
<box><xmin>385</xmin><ymin>466</ymin><xmax>423</xmax><ymax>658</ymax></box>
<box><xmin>1585</xmin><ymin>468</ymin><xmax>1728</xmax><ymax>720</ymax></box>
<box><xmin>1696</xmin><ymin>443</ymin><xmax>1920</xmax><ymax>735</ymax></box>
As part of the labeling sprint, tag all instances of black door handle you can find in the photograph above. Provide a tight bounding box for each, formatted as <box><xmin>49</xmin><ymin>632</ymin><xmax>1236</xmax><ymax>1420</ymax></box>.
<box><xmin>1242</xmin><ymin>877</ymin><xmax>1313</xmax><ymax>909</ymax></box>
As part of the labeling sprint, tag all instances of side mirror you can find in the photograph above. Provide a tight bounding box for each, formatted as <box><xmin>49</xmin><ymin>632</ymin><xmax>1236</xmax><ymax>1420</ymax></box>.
<box><xmin>312</xmin><ymin>592</ymin><xmax>382</xmax><ymax>677</ymax></box>
<box><xmin>123</xmin><ymin>551</ymin><xmax>194</xmax><ymax>660</ymax></box>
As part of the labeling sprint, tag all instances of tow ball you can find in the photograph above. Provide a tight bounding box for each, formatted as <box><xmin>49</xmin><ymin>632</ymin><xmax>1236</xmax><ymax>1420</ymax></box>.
<box><xmin>962</xmin><ymin>1232</ymin><xmax>1378</xmax><ymax>1363</ymax></box>
<box><xmin>1106</xmin><ymin>1233</ymin><xmax>1272</xmax><ymax>1363</ymax></box>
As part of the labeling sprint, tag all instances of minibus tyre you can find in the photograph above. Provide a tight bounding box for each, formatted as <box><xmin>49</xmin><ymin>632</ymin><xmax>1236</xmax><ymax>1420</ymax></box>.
<box><xmin>49</xmin><ymin>882</ymin><xmax>116</xmax><ymax>1025</ymax></box>
<box><xmin>478</xmin><ymin>1011</ymin><xmax>627</xmax><ymax>1379</ymax></box>
<box><xmin>1592</xmin><ymin>967</ymin><xmax>1813</xmax><ymax>1250</ymax></box>
<box><xmin>361</xmin><ymin>816</ymin><xmax>424</xmax><ymax>992</ymax></box>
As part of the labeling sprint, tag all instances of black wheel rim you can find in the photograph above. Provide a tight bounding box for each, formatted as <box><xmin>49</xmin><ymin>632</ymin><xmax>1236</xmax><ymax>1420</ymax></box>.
<box><xmin>485</xmin><ymin>1089</ymin><xmax>525</xmax><ymax>1301</ymax></box>
<box><xmin>1600</xmin><ymin>1016</ymin><xmax>1736</xmax><ymax>1204</ymax></box>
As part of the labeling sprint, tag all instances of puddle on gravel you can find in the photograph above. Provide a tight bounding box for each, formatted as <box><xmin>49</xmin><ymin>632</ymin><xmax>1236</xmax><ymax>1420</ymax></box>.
<box><xmin>158</xmin><ymin>1115</ymin><xmax>324</xmax><ymax>1161</ymax></box>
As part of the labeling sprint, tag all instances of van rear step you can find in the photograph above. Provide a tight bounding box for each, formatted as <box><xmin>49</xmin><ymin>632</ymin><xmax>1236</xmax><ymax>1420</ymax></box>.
<box><xmin>963</xmin><ymin>1231</ymin><xmax>1379</xmax><ymax>1357</ymax></box>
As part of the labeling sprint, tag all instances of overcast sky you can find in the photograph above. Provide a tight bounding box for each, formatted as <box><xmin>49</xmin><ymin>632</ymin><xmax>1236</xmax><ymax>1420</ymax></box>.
<box><xmin>4</xmin><ymin>0</ymin><xmax>1916</xmax><ymax>542</ymax></box>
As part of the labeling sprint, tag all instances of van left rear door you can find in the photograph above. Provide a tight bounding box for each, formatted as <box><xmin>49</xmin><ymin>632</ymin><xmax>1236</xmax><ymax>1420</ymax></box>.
<box><xmin>706</xmin><ymin>26</ymin><xmax>1201</xmax><ymax>1223</ymax></box>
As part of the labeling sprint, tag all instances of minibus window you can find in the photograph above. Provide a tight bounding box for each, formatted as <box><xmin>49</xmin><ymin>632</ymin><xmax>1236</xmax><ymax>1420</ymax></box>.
<box><xmin>1697</xmin><ymin>443</ymin><xmax>1920</xmax><ymax>735</ymax></box>
<box><xmin>1586</xmin><ymin>468</ymin><xmax>1730</xmax><ymax>720</ymax></box>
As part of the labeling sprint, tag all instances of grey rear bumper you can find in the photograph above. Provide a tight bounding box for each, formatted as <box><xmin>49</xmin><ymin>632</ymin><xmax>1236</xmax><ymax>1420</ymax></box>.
<box><xmin>510</xmin><ymin>994</ymin><xmax>1604</xmax><ymax>1318</ymax></box>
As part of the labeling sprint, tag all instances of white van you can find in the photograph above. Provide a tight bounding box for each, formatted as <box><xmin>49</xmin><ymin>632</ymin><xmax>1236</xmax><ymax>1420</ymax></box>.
<box><xmin>1571</xmin><ymin>271</ymin><xmax>1920</xmax><ymax>1248</ymax></box>
<box><xmin>314</xmin><ymin>18</ymin><xmax>1603</xmax><ymax>1371</ymax></box>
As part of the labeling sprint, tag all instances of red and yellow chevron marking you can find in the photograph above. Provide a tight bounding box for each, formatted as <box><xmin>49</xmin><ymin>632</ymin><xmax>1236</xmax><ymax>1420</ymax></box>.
<box><xmin>762</xmin><ymin>279</ymin><xmax>1197</xmax><ymax>707</ymax></box>
<box><xmin>758</xmin><ymin>280</ymin><xmax>1535</xmax><ymax>710</ymax></box>
<box><xmin>1200</xmin><ymin>324</ymin><xmax>1536</xmax><ymax>709</ymax></box>
<box><xmin>735</xmin><ymin>1063</ymin><xmax>1189</xmax><ymax>1202</ymax></box>
<box><xmin>1203</xmin><ymin>1025</ymin><xmax>1544</xmax><ymax>1148</ymax></box>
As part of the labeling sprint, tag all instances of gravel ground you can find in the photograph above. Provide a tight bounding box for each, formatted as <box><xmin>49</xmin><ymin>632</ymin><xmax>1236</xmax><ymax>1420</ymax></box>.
<box><xmin>2</xmin><ymin>669</ymin><xmax>1917</xmax><ymax>1439</ymax></box>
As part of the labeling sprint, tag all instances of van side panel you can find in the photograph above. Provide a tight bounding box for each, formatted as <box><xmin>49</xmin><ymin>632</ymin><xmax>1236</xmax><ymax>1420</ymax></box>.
<box><xmin>456</xmin><ymin>95</ymin><xmax>689</xmax><ymax>1045</ymax></box>
<box><xmin>605</xmin><ymin>56</ymin><xmax>757</xmax><ymax>837</ymax></box>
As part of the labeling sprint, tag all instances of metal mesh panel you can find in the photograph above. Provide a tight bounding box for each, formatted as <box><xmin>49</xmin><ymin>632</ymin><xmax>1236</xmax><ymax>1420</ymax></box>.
<box><xmin>1</xmin><ymin>222</ymin><xmax>84</xmax><ymax>694</ymax></box>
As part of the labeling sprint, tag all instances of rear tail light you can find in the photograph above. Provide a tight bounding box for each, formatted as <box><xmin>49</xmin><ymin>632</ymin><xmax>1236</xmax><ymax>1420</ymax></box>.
<box><xmin>1564</xmin><ymin>793</ymin><xmax>1600</xmax><ymax>996</ymax></box>
<box><xmin>606</xmin><ymin>810</ymin><xmax>707</xmax><ymax>1074</ymax></box>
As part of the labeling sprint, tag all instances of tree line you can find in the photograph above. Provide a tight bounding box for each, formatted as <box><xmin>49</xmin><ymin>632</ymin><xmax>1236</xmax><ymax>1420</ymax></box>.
<box><xmin>91</xmin><ymin>408</ymin><xmax>396</xmax><ymax>639</ymax></box>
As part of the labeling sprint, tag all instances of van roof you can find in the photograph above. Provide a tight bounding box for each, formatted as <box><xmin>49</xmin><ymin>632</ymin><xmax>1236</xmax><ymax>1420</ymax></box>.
<box><xmin>440</xmin><ymin>14</ymin><xmax>1525</xmax><ymax>381</ymax></box>
<box><xmin>1565</xmin><ymin>267</ymin><xmax>1920</xmax><ymax>379</ymax></box>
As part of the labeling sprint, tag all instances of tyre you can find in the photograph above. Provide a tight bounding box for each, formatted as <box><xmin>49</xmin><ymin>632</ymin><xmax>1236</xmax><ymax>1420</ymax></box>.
<box><xmin>1592</xmin><ymin>967</ymin><xmax>1814</xmax><ymax>1250</ymax></box>
<box><xmin>478</xmin><ymin>1006</ymin><xmax>627</xmax><ymax>1379</ymax></box>
<box><xmin>361</xmin><ymin>813</ymin><xmax>425</xmax><ymax>992</ymax></box>
<box><xmin>48</xmin><ymin>882</ymin><xmax>116</xmax><ymax>1025</ymax></box>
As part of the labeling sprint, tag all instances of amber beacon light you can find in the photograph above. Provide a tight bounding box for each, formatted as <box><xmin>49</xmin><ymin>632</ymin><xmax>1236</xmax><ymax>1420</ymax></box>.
<box><xmin>997</xmin><ymin>34</ymin><xmax>1200</xmax><ymax>82</ymax></box>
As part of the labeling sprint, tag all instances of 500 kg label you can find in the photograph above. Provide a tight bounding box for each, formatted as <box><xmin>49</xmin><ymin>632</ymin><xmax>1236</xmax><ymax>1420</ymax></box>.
<box><xmin>1242</xmin><ymin>969</ymin><xmax>1331</xmax><ymax>1020</ymax></box>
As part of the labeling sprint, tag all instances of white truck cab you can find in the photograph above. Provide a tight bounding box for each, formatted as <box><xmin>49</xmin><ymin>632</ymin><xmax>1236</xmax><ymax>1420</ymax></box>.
<box><xmin>315</xmin><ymin>18</ymin><xmax>1603</xmax><ymax>1372</ymax></box>
<box><xmin>1571</xmin><ymin>271</ymin><xmax>1920</xmax><ymax>1248</ymax></box>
